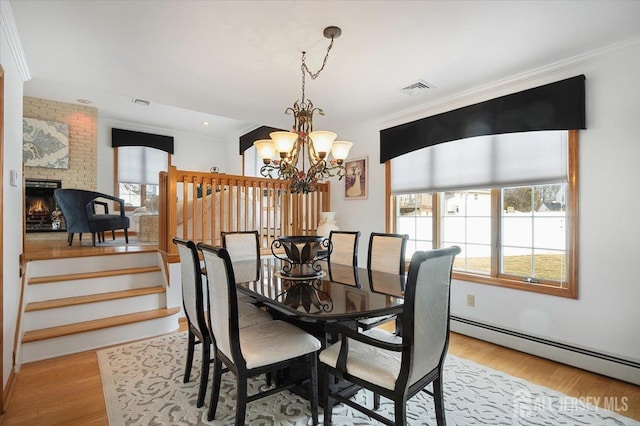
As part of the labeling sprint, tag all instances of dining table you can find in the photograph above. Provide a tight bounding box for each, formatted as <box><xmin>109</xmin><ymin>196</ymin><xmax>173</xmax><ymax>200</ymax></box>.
<box><xmin>232</xmin><ymin>257</ymin><xmax>405</xmax><ymax>336</ymax></box>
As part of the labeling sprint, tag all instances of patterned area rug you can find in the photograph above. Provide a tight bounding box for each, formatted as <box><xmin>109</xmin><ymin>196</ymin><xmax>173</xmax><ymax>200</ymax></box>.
<box><xmin>98</xmin><ymin>332</ymin><xmax>639</xmax><ymax>425</ymax></box>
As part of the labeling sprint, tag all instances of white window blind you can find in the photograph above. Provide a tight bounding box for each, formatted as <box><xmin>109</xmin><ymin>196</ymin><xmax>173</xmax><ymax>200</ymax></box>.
<box><xmin>118</xmin><ymin>146</ymin><xmax>167</xmax><ymax>185</ymax></box>
<box><xmin>390</xmin><ymin>130</ymin><xmax>567</xmax><ymax>194</ymax></box>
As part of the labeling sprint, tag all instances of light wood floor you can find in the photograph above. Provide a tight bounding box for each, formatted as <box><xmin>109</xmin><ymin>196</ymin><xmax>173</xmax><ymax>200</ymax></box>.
<box><xmin>3</xmin><ymin>327</ymin><xmax>638</xmax><ymax>425</ymax></box>
<box><xmin>7</xmin><ymin>240</ymin><xmax>638</xmax><ymax>424</ymax></box>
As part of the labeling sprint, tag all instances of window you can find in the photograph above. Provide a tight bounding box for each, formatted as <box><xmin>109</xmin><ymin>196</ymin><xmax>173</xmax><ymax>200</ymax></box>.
<box><xmin>389</xmin><ymin>130</ymin><xmax>578</xmax><ymax>298</ymax></box>
<box><xmin>114</xmin><ymin>146</ymin><xmax>169</xmax><ymax>209</ymax></box>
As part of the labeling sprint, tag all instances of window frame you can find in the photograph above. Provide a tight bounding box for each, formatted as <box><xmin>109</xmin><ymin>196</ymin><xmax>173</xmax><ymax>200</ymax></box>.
<box><xmin>388</xmin><ymin>130</ymin><xmax>579</xmax><ymax>299</ymax></box>
<box><xmin>113</xmin><ymin>146</ymin><xmax>172</xmax><ymax>211</ymax></box>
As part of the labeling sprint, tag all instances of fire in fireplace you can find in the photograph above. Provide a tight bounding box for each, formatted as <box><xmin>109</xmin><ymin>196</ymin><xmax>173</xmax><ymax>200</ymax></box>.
<box><xmin>25</xmin><ymin>179</ymin><xmax>65</xmax><ymax>232</ymax></box>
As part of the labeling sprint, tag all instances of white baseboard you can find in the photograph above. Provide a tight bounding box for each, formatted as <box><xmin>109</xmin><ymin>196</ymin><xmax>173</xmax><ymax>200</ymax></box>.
<box><xmin>450</xmin><ymin>316</ymin><xmax>640</xmax><ymax>386</ymax></box>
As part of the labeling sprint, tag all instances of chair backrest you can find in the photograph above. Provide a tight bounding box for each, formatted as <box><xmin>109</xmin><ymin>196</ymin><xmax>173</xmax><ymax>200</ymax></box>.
<box><xmin>328</xmin><ymin>231</ymin><xmax>360</xmax><ymax>267</ymax></box>
<box><xmin>222</xmin><ymin>231</ymin><xmax>260</xmax><ymax>263</ymax></box>
<box><xmin>367</xmin><ymin>232</ymin><xmax>409</xmax><ymax>275</ymax></box>
<box><xmin>198</xmin><ymin>243</ymin><xmax>243</xmax><ymax>366</ymax></box>
<box><xmin>400</xmin><ymin>246</ymin><xmax>461</xmax><ymax>388</ymax></box>
<box><xmin>173</xmin><ymin>237</ymin><xmax>208</xmax><ymax>338</ymax></box>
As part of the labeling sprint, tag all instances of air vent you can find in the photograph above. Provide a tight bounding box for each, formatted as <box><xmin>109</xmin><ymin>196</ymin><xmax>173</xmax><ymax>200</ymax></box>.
<box><xmin>131</xmin><ymin>98</ymin><xmax>150</xmax><ymax>106</ymax></box>
<box><xmin>400</xmin><ymin>80</ymin><xmax>434</xmax><ymax>96</ymax></box>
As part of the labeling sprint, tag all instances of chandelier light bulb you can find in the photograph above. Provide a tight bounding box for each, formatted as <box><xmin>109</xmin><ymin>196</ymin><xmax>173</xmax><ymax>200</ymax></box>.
<box><xmin>253</xmin><ymin>139</ymin><xmax>276</xmax><ymax>163</ymax></box>
<box><xmin>309</xmin><ymin>131</ymin><xmax>337</xmax><ymax>157</ymax></box>
<box><xmin>270</xmin><ymin>131</ymin><xmax>299</xmax><ymax>157</ymax></box>
<box><xmin>330</xmin><ymin>141</ymin><xmax>353</xmax><ymax>162</ymax></box>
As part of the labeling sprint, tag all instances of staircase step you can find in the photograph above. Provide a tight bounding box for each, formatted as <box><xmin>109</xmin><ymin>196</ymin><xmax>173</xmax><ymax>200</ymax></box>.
<box><xmin>28</xmin><ymin>266</ymin><xmax>161</xmax><ymax>285</ymax></box>
<box><xmin>22</xmin><ymin>307</ymin><xmax>181</xmax><ymax>343</ymax></box>
<box><xmin>25</xmin><ymin>286</ymin><xmax>166</xmax><ymax>312</ymax></box>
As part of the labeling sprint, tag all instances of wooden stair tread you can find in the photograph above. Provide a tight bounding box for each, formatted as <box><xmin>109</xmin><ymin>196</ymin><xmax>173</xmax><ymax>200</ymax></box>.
<box><xmin>29</xmin><ymin>266</ymin><xmax>161</xmax><ymax>285</ymax></box>
<box><xmin>22</xmin><ymin>307</ymin><xmax>181</xmax><ymax>343</ymax></box>
<box><xmin>25</xmin><ymin>286</ymin><xmax>166</xmax><ymax>312</ymax></box>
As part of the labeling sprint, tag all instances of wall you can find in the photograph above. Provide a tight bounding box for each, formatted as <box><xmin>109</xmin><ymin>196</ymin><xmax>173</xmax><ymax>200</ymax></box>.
<box><xmin>23</xmin><ymin>96</ymin><xmax>98</xmax><ymax>190</ymax></box>
<box><xmin>1</xmin><ymin>15</ymin><xmax>26</xmax><ymax>389</ymax></box>
<box><xmin>332</xmin><ymin>41</ymin><xmax>640</xmax><ymax>383</ymax></box>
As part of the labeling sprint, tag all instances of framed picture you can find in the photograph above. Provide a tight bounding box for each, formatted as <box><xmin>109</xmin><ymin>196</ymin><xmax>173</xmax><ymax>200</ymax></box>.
<box><xmin>344</xmin><ymin>156</ymin><xmax>367</xmax><ymax>200</ymax></box>
<box><xmin>23</xmin><ymin>117</ymin><xmax>70</xmax><ymax>169</ymax></box>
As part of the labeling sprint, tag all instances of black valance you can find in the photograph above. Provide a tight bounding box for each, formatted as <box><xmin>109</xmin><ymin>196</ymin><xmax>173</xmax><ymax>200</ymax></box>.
<box><xmin>111</xmin><ymin>128</ymin><xmax>174</xmax><ymax>154</ymax></box>
<box><xmin>239</xmin><ymin>126</ymin><xmax>284</xmax><ymax>155</ymax></box>
<box><xmin>379</xmin><ymin>75</ymin><xmax>586</xmax><ymax>163</ymax></box>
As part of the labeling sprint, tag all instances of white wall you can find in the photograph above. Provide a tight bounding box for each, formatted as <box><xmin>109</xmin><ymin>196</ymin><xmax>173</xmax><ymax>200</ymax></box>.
<box><xmin>1</xmin><ymin>13</ymin><xmax>26</xmax><ymax>387</ymax></box>
<box><xmin>332</xmin><ymin>43</ymin><xmax>640</xmax><ymax>376</ymax></box>
<box><xmin>96</xmin><ymin>117</ymin><xmax>231</xmax><ymax>193</ymax></box>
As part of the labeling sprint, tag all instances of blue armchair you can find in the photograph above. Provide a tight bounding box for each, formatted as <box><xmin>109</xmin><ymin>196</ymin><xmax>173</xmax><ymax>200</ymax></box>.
<box><xmin>53</xmin><ymin>188</ymin><xmax>130</xmax><ymax>246</ymax></box>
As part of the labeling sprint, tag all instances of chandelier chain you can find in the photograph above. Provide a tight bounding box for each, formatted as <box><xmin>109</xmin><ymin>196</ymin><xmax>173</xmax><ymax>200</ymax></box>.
<box><xmin>300</xmin><ymin>35</ymin><xmax>335</xmax><ymax>103</ymax></box>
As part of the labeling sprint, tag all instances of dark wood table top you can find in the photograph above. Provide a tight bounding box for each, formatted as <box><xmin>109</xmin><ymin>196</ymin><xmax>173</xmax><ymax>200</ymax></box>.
<box><xmin>232</xmin><ymin>258</ymin><xmax>405</xmax><ymax>322</ymax></box>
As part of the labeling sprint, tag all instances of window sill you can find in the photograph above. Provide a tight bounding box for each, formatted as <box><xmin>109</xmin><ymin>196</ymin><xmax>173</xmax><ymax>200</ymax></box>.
<box><xmin>452</xmin><ymin>271</ymin><xmax>578</xmax><ymax>299</ymax></box>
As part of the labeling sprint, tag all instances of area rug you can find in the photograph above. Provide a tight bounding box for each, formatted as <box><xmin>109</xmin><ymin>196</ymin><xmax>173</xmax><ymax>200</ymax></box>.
<box><xmin>98</xmin><ymin>332</ymin><xmax>639</xmax><ymax>425</ymax></box>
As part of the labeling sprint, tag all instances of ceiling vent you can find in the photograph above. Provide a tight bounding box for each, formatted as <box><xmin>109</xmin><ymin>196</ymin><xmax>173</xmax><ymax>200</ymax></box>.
<box><xmin>131</xmin><ymin>98</ymin><xmax>150</xmax><ymax>106</ymax></box>
<box><xmin>400</xmin><ymin>80</ymin><xmax>434</xmax><ymax>96</ymax></box>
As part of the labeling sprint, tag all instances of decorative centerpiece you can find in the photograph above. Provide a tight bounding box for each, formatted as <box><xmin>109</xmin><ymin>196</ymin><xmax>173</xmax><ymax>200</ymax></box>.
<box><xmin>271</xmin><ymin>235</ymin><xmax>332</xmax><ymax>277</ymax></box>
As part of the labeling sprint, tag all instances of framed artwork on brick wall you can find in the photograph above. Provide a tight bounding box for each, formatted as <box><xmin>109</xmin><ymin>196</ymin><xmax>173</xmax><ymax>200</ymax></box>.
<box><xmin>22</xmin><ymin>117</ymin><xmax>70</xmax><ymax>169</ymax></box>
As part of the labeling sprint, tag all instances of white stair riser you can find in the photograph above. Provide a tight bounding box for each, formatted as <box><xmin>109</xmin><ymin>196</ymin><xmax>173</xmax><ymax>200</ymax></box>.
<box><xmin>27</xmin><ymin>272</ymin><xmax>163</xmax><ymax>302</ymax></box>
<box><xmin>24</xmin><ymin>294</ymin><xmax>166</xmax><ymax>330</ymax></box>
<box><xmin>27</xmin><ymin>252</ymin><xmax>160</xmax><ymax>277</ymax></box>
<box><xmin>21</xmin><ymin>314</ymin><xmax>180</xmax><ymax>364</ymax></box>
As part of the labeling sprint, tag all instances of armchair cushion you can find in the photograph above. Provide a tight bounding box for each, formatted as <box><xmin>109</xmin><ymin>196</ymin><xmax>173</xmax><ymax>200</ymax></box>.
<box><xmin>320</xmin><ymin>327</ymin><xmax>402</xmax><ymax>390</ymax></box>
<box><xmin>239</xmin><ymin>320</ymin><xmax>321</xmax><ymax>370</ymax></box>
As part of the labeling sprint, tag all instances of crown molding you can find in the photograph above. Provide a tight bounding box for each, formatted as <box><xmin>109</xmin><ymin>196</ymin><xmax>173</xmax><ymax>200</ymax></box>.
<box><xmin>381</xmin><ymin>35</ymin><xmax>640</xmax><ymax>129</ymax></box>
<box><xmin>0</xmin><ymin>0</ymin><xmax>32</xmax><ymax>82</ymax></box>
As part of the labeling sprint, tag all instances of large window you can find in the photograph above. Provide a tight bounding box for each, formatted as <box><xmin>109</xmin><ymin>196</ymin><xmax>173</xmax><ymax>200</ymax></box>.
<box><xmin>114</xmin><ymin>146</ymin><xmax>169</xmax><ymax>209</ymax></box>
<box><xmin>390</xmin><ymin>130</ymin><xmax>578</xmax><ymax>298</ymax></box>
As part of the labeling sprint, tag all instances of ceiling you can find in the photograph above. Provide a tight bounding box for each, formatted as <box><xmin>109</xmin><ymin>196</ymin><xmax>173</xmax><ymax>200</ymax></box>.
<box><xmin>9</xmin><ymin>0</ymin><xmax>640</xmax><ymax>140</ymax></box>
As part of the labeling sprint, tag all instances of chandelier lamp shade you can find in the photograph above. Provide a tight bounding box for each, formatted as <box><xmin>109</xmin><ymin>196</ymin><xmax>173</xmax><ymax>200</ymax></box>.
<box><xmin>253</xmin><ymin>26</ymin><xmax>353</xmax><ymax>193</ymax></box>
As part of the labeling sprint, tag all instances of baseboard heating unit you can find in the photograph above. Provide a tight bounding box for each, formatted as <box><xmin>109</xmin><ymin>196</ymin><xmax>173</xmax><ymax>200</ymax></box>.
<box><xmin>450</xmin><ymin>316</ymin><xmax>640</xmax><ymax>385</ymax></box>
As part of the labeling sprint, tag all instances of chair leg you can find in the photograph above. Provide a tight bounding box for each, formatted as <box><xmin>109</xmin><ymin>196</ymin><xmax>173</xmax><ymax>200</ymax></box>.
<box><xmin>183</xmin><ymin>330</ymin><xmax>195</xmax><ymax>383</ymax></box>
<box><xmin>197</xmin><ymin>339</ymin><xmax>211</xmax><ymax>408</ymax></box>
<box><xmin>394</xmin><ymin>397</ymin><xmax>407</xmax><ymax>426</ymax></box>
<box><xmin>374</xmin><ymin>392</ymin><xmax>380</xmax><ymax>410</ymax></box>
<box><xmin>323</xmin><ymin>370</ymin><xmax>333</xmax><ymax>425</ymax></box>
<box><xmin>309</xmin><ymin>354</ymin><xmax>319</xmax><ymax>426</ymax></box>
<box><xmin>207</xmin><ymin>358</ymin><xmax>223</xmax><ymax>421</ymax></box>
<box><xmin>91</xmin><ymin>232</ymin><xmax>96</xmax><ymax>247</ymax></box>
<box><xmin>235</xmin><ymin>374</ymin><xmax>248</xmax><ymax>426</ymax></box>
<box><xmin>111</xmin><ymin>230</ymin><xmax>116</xmax><ymax>240</ymax></box>
<box><xmin>124</xmin><ymin>228</ymin><xmax>129</xmax><ymax>244</ymax></box>
<box><xmin>433</xmin><ymin>374</ymin><xmax>447</xmax><ymax>426</ymax></box>
<box><xmin>67</xmin><ymin>232</ymin><xmax>74</xmax><ymax>246</ymax></box>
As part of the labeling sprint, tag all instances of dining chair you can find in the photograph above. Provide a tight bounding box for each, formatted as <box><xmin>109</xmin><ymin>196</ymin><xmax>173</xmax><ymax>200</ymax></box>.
<box><xmin>173</xmin><ymin>237</ymin><xmax>271</xmax><ymax>408</ymax></box>
<box><xmin>328</xmin><ymin>230</ymin><xmax>360</xmax><ymax>267</ymax></box>
<box><xmin>198</xmin><ymin>243</ymin><xmax>321</xmax><ymax>425</ymax></box>
<box><xmin>320</xmin><ymin>246</ymin><xmax>461</xmax><ymax>426</ymax></box>
<box><xmin>357</xmin><ymin>232</ymin><xmax>409</xmax><ymax>331</ymax></box>
<box><xmin>173</xmin><ymin>237</ymin><xmax>214</xmax><ymax>408</ymax></box>
<box><xmin>222</xmin><ymin>230</ymin><xmax>262</xmax><ymax>302</ymax></box>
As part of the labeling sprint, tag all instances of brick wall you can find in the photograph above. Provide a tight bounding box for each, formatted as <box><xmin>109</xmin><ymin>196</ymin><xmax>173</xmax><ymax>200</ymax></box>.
<box><xmin>23</xmin><ymin>96</ymin><xmax>98</xmax><ymax>190</ymax></box>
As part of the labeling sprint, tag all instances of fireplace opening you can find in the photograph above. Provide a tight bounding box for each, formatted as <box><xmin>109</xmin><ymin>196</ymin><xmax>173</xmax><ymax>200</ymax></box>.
<box><xmin>25</xmin><ymin>179</ymin><xmax>65</xmax><ymax>233</ymax></box>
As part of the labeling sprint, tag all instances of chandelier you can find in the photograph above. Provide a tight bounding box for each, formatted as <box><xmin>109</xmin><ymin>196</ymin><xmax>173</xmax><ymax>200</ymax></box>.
<box><xmin>253</xmin><ymin>26</ymin><xmax>353</xmax><ymax>194</ymax></box>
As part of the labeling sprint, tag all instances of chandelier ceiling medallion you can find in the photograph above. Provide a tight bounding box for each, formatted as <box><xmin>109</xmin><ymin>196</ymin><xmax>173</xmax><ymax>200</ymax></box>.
<box><xmin>253</xmin><ymin>26</ymin><xmax>353</xmax><ymax>194</ymax></box>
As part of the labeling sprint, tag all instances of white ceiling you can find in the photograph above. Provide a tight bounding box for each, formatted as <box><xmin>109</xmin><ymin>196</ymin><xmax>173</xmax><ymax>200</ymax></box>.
<box><xmin>9</xmin><ymin>0</ymin><xmax>640</xmax><ymax>140</ymax></box>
